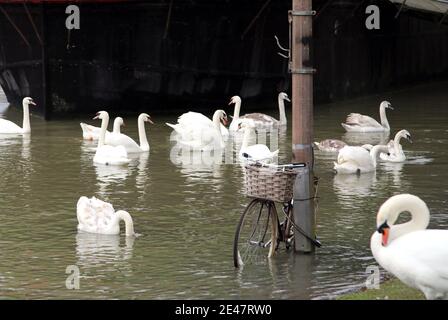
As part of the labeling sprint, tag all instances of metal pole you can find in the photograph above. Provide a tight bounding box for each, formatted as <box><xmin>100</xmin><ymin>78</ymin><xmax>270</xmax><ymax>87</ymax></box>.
<box><xmin>291</xmin><ymin>0</ymin><xmax>316</xmax><ymax>253</ymax></box>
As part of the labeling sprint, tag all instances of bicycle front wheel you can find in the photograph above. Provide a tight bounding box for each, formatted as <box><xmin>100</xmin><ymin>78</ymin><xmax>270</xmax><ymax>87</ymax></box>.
<box><xmin>233</xmin><ymin>199</ymin><xmax>279</xmax><ymax>268</ymax></box>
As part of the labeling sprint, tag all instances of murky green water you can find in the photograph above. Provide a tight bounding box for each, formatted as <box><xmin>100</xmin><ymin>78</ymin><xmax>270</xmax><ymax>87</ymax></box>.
<box><xmin>0</xmin><ymin>82</ymin><xmax>447</xmax><ymax>299</ymax></box>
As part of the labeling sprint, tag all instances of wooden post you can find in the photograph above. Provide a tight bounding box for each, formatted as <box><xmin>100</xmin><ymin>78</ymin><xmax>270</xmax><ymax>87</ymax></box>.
<box><xmin>291</xmin><ymin>0</ymin><xmax>316</xmax><ymax>253</ymax></box>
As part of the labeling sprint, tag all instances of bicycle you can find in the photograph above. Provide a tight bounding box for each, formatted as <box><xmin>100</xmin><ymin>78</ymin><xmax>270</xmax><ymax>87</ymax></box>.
<box><xmin>233</xmin><ymin>156</ymin><xmax>321</xmax><ymax>268</ymax></box>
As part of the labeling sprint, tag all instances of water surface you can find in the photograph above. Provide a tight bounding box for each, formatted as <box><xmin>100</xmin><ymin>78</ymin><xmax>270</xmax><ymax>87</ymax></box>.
<box><xmin>0</xmin><ymin>82</ymin><xmax>447</xmax><ymax>299</ymax></box>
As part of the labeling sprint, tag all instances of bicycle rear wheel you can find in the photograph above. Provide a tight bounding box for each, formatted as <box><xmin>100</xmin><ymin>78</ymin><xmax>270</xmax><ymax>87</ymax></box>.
<box><xmin>233</xmin><ymin>199</ymin><xmax>279</xmax><ymax>268</ymax></box>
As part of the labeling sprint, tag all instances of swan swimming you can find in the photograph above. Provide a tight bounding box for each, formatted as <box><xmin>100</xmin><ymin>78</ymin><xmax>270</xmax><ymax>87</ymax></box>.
<box><xmin>106</xmin><ymin>113</ymin><xmax>153</xmax><ymax>153</ymax></box>
<box><xmin>238</xmin><ymin>121</ymin><xmax>278</xmax><ymax>163</ymax></box>
<box><xmin>341</xmin><ymin>101</ymin><xmax>393</xmax><ymax>133</ymax></box>
<box><xmin>380</xmin><ymin>129</ymin><xmax>412</xmax><ymax>163</ymax></box>
<box><xmin>334</xmin><ymin>144</ymin><xmax>389</xmax><ymax>174</ymax></box>
<box><xmin>92</xmin><ymin>111</ymin><xmax>130</xmax><ymax>166</ymax></box>
<box><xmin>228</xmin><ymin>92</ymin><xmax>290</xmax><ymax>131</ymax></box>
<box><xmin>371</xmin><ymin>194</ymin><xmax>448</xmax><ymax>300</ymax></box>
<box><xmin>166</xmin><ymin>110</ymin><xmax>229</xmax><ymax>139</ymax></box>
<box><xmin>77</xmin><ymin>196</ymin><xmax>135</xmax><ymax>236</ymax></box>
<box><xmin>80</xmin><ymin>116</ymin><xmax>123</xmax><ymax>140</ymax></box>
<box><xmin>0</xmin><ymin>97</ymin><xmax>35</xmax><ymax>134</ymax></box>
<box><xmin>167</xmin><ymin>109</ymin><xmax>228</xmax><ymax>151</ymax></box>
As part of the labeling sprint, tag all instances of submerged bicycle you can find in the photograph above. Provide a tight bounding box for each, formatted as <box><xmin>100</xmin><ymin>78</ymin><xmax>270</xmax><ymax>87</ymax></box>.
<box><xmin>233</xmin><ymin>157</ymin><xmax>321</xmax><ymax>268</ymax></box>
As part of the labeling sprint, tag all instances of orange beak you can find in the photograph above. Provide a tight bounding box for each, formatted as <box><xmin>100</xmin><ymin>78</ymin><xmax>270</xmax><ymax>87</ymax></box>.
<box><xmin>222</xmin><ymin>117</ymin><xmax>229</xmax><ymax>126</ymax></box>
<box><xmin>382</xmin><ymin>228</ymin><xmax>390</xmax><ymax>246</ymax></box>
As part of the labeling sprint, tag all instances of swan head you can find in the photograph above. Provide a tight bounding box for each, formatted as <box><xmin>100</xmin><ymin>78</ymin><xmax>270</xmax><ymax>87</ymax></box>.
<box><xmin>397</xmin><ymin>129</ymin><xmax>412</xmax><ymax>143</ymax></box>
<box><xmin>93</xmin><ymin>110</ymin><xmax>109</xmax><ymax>120</ymax></box>
<box><xmin>237</xmin><ymin>119</ymin><xmax>256</xmax><ymax>132</ymax></box>
<box><xmin>139</xmin><ymin>113</ymin><xmax>154</xmax><ymax>124</ymax></box>
<box><xmin>380</xmin><ymin>101</ymin><xmax>393</xmax><ymax>110</ymax></box>
<box><xmin>375</xmin><ymin>194</ymin><xmax>428</xmax><ymax>246</ymax></box>
<box><xmin>115</xmin><ymin>117</ymin><xmax>125</xmax><ymax>127</ymax></box>
<box><xmin>213</xmin><ymin>109</ymin><xmax>228</xmax><ymax>125</ymax></box>
<box><xmin>228</xmin><ymin>96</ymin><xmax>242</xmax><ymax>106</ymax></box>
<box><xmin>278</xmin><ymin>92</ymin><xmax>291</xmax><ymax>102</ymax></box>
<box><xmin>23</xmin><ymin>97</ymin><xmax>36</xmax><ymax>106</ymax></box>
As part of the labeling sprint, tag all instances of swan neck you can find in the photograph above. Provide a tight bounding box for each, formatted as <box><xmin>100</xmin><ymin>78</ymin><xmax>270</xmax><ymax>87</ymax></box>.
<box><xmin>22</xmin><ymin>104</ymin><xmax>30</xmax><ymax>133</ymax></box>
<box><xmin>212</xmin><ymin>112</ymin><xmax>221</xmax><ymax>130</ymax></box>
<box><xmin>379</xmin><ymin>105</ymin><xmax>390</xmax><ymax>130</ymax></box>
<box><xmin>233</xmin><ymin>100</ymin><xmax>241</xmax><ymax>119</ymax></box>
<box><xmin>388</xmin><ymin>197</ymin><xmax>430</xmax><ymax>241</ymax></box>
<box><xmin>98</xmin><ymin>114</ymin><xmax>109</xmax><ymax>148</ymax></box>
<box><xmin>370</xmin><ymin>145</ymin><xmax>388</xmax><ymax>167</ymax></box>
<box><xmin>112</xmin><ymin>119</ymin><xmax>121</xmax><ymax>134</ymax></box>
<box><xmin>393</xmin><ymin>133</ymin><xmax>403</xmax><ymax>154</ymax></box>
<box><xmin>117</xmin><ymin>211</ymin><xmax>135</xmax><ymax>236</ymax></box>
<box><xmin>138</xmin><ymin>116</ymin><xmax>149</xmax><ymax>151</ymax></box>
<box><xmin>278</xmin><ymin>98</ymin><xmax>286</xmax><ymax>125</ymax></box>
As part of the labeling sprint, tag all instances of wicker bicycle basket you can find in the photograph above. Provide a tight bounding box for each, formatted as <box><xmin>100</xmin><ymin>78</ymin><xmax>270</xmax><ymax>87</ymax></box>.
<box><xmin>244</xmin><ymin>164</ymin><xmax>298</xmax><ymax>203</ymax></box>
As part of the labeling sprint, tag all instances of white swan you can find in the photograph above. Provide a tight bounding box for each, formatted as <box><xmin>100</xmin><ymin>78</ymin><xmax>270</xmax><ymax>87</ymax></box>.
<box><xmin>167</xmin><ymin>109</ymin><xmax>228</xmax><ymax>151</ymax></box>
<box><xmin>341</xmin><ymin>101</ymin><xmax>393</xmax><ymax>133</ymax></box>
<box><xmin>238</xmin><ymin>121</ymin><xmax>278</xmax><ymax>162</ymax></box>
<box><xmin>380</xmin><ymin>129</ymin><xmax>412</xmax><ymax>163</ymax></box>
<box><xmin>106</xmin><ymin>113</ymin><xmax>153</xmax><ymax>153</ymax></box>
<box><xmin>166</xmin><ymin>110</ymin><xmax>229</xmax><ymax>138</ymax></box>
<box><xmin>314</xmin><ymin>139</ymin><xmax>347</xmax><ymax>153</ymax></box>
<box><xmin>93</xmin><ymin>111</ymin><xmax>130</xmax><ymax>165</ymax></box>
<box><xmin>228</xmin><ymin>92</ymin><xmax>290</xmax><ymax>131</ymax></box>
<box><xmin>80</xmin><ymin>116</ymin><xmax>124</xmax><ymax>140</ymax></box>
<box><xmin>0</xmin><ymin>97</ymin><xmax>35</xmax><ymax>134</ymax></box>
<box><xmin>371</xmin><ymin>194</ymin><xmax>448</xmax><ymax>300</ymax></box>
<box><xmin>77</xmin><ymin>196</ymin><xmax>135</xmax><ymax>236</ymax></box>
<box><xmin>333</xmin><ymin>144</ymin><xmax>389</xmax><ymax>174</ymax></box>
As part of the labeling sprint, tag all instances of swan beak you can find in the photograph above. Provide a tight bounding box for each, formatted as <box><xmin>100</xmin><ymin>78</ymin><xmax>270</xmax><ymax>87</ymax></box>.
<box><xmin>222</xmin><ymin>117</ymin><xmax>229</xmax><ymax>126</ymax></box>
<box><xmin>377</xmin><ymin>221</ymin><xmax>390</xmax><ymax>246</ymax></box>
<box><xmin>407</xmin><ymin>136</ymin><xmax>413</xmax><ymax>143</ymax></box>
<box><xmin>146</xmin><ymin>118</ymin><xmax>154</xmax><ymax>124</ymax></box>
<box><xmin>285</xmin><ymin>96</ymin><xmax>291</xmax><ymax>102</ymax></box>
<box><xmin>93</xmin><ymin>112</ymin><xmax>100</xmax><ymax>120</ymax></box>
<box><xmin>388</xmin><ymin>105</ymin><xmax>394</xmax><ymax>110</ymax></box>
<box><xmin>228</xmin><ymin>99</ymin><xmax>234</xmax><ymax>105</ymax></box>
<box><xmin>382</xmin><ymin>228</ymin><xmax>390</xmax><ymax>246</ymax></box>
<box><xmin>29</xmin><ymin>100</ymin><xmax>36</xmax><ymax>106</ymax></box>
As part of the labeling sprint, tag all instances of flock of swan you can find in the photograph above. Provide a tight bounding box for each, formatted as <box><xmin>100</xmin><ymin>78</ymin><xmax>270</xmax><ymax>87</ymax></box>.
<box><xmin>315</xmin><ymin>101</ymin><xmax>413</xmax><ymax>174</ymax></box>
<box><xmin>1</xmin><ymin>96</ymin><xmax>447</xmax><ymax>299</ymax></box>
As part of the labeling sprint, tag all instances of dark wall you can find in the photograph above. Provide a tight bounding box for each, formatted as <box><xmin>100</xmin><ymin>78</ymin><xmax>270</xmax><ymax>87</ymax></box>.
<box><xmin>0</xmin><ymin>1</ymin><xmax>447</xmax><ymax>118</ymax></box>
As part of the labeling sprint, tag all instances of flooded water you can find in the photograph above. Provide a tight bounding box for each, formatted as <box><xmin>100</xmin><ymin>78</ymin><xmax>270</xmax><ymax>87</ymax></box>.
<box><xmin>0</xmin><ymin>82</ymin><xmax>447</xmax><ymax>299</ymax></box>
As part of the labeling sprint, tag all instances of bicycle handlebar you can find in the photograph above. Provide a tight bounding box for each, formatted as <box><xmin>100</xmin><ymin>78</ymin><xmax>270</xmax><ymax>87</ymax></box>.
<box><xmin>242</xmin><ymin>153</ymin><xmax>306</xmax><ymax>170</ymax></box>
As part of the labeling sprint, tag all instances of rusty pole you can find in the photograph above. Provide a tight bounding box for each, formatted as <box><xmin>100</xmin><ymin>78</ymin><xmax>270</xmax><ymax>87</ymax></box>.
<box><xmin>291</xmin><ymin>0</ymin><xmax>314</xmax><ymax>164</ymax></box>
<box><xmin>291</xmin><ymin>0</ymin><xmax>316</xmax><ymax>253</ymax></box>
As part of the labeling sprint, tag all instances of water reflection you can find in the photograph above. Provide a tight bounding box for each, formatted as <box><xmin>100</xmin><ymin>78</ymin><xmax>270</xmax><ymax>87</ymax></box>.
<box><xmin>235</xmin><ymin>253</ymin><xmax>316</xmax><ymax>299</ymax></box>
<box><xmin>380</xmin><ymin>161</ymin><xmax>404</xmax><ymax>188</ymax></box>
<box><xmin>94</xmin><ymin>163</ymin><xmax>131</xmax><ymax>197</ymax></box>
<box><xmin>75</xmin><ymin>232</ymin><xmax>134</xmax><ymax>269</ymax></box>
<box><xmin>333</xmin><ymin>172</ymin><xmax>377</xmax><ymax>203</ymax></box>
<box><xmin>171</xmin><ymin>144</ymin><xmax>225</xmax><ymax>180</ymax></box>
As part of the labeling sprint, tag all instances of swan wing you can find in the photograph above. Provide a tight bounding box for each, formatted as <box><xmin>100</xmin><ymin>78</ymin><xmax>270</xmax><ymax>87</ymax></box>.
<box><xmin>337</xmin><ymin>146</ymin><xmax>372</xmax><ymax>167</ymax></box>
<box><xmin>344</xmin><ymin>113</ymin><xmax>382</xmax><ymax>128</ymax></box>
<box><xmin>241</xmin><ymin>113</ymin><xmax>278</xmax><ymax>128</ymax></box>
<box><xmin>94</xmin><ymin>145</ymin><xmax>130</xmax><ymax>165</ymax></box>
<box><xmin>386</xmin><ymin>230</ymin><xmax>448</xmax><ymax>289</ymax></box>
<box><xmin>0</xmin><ymin>119</ymin><xmax>23</xmax><ymax>134</ymax></box>
<box><xmin>106</xmin><ymin>132</ymin><xmax>141</xmax><ymax>153</ymax></box>
<box><xmin>177</xmin><ymin>112</ymin><xmax>213</xmax><ymax>127</ymax></box>
<box><xmin>242</xmin><ymin>144</ymin><xmax>277</xmax><ymax>161</ymax></box>
<box><xmin>77</xmin><ymin>196</ymin><xmax>119</xmax><ymax>234</ymax></box>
